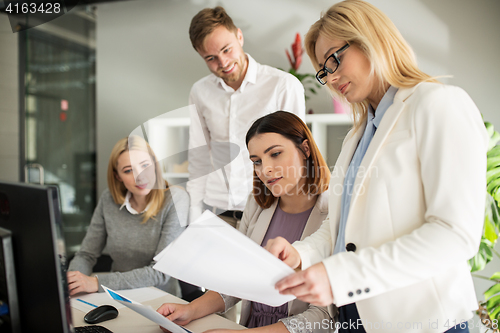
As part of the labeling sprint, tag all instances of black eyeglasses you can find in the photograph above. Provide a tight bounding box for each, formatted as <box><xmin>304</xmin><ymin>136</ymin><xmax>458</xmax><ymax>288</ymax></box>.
<box><xmin>315</xmin><ymin>43</ymin><xmax>350</xmax><ymax>85</ymax></box>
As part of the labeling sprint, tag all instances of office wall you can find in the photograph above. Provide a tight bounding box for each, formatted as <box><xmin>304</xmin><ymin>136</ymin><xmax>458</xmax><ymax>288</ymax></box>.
<box><xmin>0</xmin><ymin>13</ymin><xmax>19</xmax><ymax>182</ymax></box>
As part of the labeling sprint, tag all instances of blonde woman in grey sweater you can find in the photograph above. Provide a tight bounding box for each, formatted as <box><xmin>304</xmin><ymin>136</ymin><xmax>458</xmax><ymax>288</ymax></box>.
<box><xmin>67</xmin><ymin>136</ymin><xmax>188</xmax><ymax>296</ymax></box>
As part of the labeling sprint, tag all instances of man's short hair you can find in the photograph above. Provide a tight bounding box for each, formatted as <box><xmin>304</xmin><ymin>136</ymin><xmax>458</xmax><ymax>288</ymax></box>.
<box><xmin>189</xmin><ymin>6</ymin><xmax>238</xmax><ymax>52</ymax></box>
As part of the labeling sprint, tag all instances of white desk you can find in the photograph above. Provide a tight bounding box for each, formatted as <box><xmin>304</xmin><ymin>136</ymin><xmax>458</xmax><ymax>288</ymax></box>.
<box><xmin>71</xmin><ymin>289</ymin><xmax>245</xmax><ymax>332</ymax></box>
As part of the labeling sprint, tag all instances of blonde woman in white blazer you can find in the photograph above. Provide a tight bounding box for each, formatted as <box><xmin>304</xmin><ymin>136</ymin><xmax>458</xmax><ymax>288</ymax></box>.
<box><xmin>265</xmin><ymin>1</ymin><xmax>489</xmax><ymax>333</ymax></box>
<box><xmin>158</xmin><ymin>112</ymin><xmax>335</xmax><ymax>333</ymax></box>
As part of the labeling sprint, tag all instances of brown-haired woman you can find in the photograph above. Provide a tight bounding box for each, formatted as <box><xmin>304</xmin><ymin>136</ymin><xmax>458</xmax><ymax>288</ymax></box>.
<box><xmin>157</xmin><ymin>111</ymin><xmax>335</xmax><ymax>333</ymax></box>
<box><xmin>67</xmin><ymin>135</ymin><xmax>189</xmax><ymax>296</ymax></box>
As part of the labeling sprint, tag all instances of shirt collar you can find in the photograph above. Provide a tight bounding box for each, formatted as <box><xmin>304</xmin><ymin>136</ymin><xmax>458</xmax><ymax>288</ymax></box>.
<box><xmin>119</xmin><ymin>191</ymin><xmax>150</xmax><ymax>215</ymax></box>
<box><xmin>368</xmin><ymin>85</ymin><xmax>398</xmax><ymax>129</ymax></box>
<box><xmin>217</xmin><ymin>53</ymin><xmax>256</xmax><ymax>93</ymax></box>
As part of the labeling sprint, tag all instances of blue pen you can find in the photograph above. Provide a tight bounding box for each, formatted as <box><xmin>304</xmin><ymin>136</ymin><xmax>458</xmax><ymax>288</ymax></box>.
<box><xmin>76</xmin><ymin>299</ymin><xmax>98</xmax><ymax>308</ymax></box>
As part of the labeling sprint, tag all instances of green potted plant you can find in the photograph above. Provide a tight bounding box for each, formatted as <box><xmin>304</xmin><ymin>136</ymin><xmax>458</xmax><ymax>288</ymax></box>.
<box><xmin>470</xmin><ymin>121</ymin><xmax>500</xmax><ymax>332</ymax></box>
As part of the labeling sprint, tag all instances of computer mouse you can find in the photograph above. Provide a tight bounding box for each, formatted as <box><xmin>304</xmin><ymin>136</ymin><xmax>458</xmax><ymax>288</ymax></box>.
<box><xmin>84</xmin><ymin>305</ymin><xmax>119</xmax><ymax>324</ymax></box>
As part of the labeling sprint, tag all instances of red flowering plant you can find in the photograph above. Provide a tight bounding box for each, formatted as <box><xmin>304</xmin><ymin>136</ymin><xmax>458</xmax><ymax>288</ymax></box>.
<box><xmin>284</xmin><ymin>33</ymin><xmax>320</xmax><ymax>101</ymax></box>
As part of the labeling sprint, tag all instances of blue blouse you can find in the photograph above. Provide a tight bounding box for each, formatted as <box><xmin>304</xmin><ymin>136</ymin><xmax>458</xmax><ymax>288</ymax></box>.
<box><xmin>333</xmin><ymin>86</ymin><xmax>398</xmax><ymax>254</ymax></box>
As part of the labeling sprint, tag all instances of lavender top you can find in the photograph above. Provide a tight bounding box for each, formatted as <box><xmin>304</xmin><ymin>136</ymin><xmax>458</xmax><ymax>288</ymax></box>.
<box><xmin>246</xmin><ymin>203</ymin><xmax>313</xmax><ymax>328</ymax></box>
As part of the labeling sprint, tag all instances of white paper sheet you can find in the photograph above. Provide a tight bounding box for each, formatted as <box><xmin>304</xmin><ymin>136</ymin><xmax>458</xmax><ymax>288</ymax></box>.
<box><xmin>153</xmin><ymin>210</ymin><xmax>295</xmax><ymax>307</ymax></box>
<box><xmin>102</xmin><ymin>286</ymin><xmax>193</xmax><ymax>333</ymax></box>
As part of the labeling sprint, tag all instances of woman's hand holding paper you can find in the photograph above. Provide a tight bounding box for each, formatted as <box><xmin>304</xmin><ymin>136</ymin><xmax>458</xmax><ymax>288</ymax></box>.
<box><xmin>275</xmin><ymin>262</ymin><xmax>334</xmax><ymax>307</ymax></box>
<box><xmin>157</xmin><ymin>303</ymin><xmax>195</xmax><ymax>331</ymax></box>
<box><xmin>264</xmin><ymin>236</ymin><xmax>301</xmax><ymax>269</ymax></box>
<box><xmin>265</xmin><ymin>237</ymin><xmax>334</xmax><ymax>305</ymax></box>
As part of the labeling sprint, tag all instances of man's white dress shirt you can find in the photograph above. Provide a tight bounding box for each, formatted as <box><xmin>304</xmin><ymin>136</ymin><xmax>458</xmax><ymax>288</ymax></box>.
<box><xmin>187</xmin><ymin>54</ymin><xmax>306</xmax><ymax>223</ymax></box>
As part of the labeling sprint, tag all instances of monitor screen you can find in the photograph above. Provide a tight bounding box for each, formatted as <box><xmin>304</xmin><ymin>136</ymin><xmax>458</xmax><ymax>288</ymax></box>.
<box><xmin>0</xmin><ymin>181</ymin><xmax>73</xmax><ymax>332</ymax></box>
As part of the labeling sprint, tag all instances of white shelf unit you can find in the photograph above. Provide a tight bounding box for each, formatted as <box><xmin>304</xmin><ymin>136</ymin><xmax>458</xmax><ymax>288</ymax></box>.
<box><xmin>150</xmin><ymin>113</ymin><xmax>352</xmax><ymax>180</ymax></box>
<box><xmin>305</xmin><ymin>113</ymin><xmax>352</xmax><ymax>160</ymax></box>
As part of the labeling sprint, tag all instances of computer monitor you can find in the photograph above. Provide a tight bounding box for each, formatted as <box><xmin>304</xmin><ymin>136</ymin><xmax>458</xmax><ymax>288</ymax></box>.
<box><xmin>0</xmin><ymin>227</ymin><xmax>20</xmax><ymax>332</ymax></box>
<box><xmin>0</xmin><ymin>181</ymin><xmax>72</xmax><ymax>332</ymax></box>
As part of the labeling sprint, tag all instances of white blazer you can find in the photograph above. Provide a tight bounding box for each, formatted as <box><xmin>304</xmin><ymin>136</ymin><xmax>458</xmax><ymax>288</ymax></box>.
<box><xmin>221</xmin><ymin>192</ymin><xmax>336</xmax><ymax>332</ymax></box>
<box><xmin>293</xmin><ymin>82</ymin><xmax>489</xmax><ymax>333</ymax></box>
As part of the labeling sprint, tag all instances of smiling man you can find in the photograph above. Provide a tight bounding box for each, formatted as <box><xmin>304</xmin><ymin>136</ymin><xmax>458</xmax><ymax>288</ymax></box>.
<box><xmin>187</xmin><ymin>6</ymin><xmax>306</xmax><ymax>233</ymax></box>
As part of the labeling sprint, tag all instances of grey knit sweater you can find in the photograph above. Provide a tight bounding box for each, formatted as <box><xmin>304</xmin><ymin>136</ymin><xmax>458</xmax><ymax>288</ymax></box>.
<box><xmin>68</xmin><ymin>186</ymin><xmax>188</xmax><ymax>296</ymax></box>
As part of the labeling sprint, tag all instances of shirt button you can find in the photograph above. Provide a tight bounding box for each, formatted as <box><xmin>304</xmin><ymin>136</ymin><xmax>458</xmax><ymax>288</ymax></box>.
<box><xmin>365</xmin><ymin>288</ymin><xmax>370</xmax><ymax>293</ymax></box>
<box><xmin>348</xmin><ymin>292</ymin><xmax>354</xmax><ymax>297</ymax></box>
<box><xmin>356</xmin><ymin>289</ymin><xmax>362</xmax><ymax>295</ymax></box>
<box><xmin>346</xmin><ymin>243</ymin><xmax>356</xmax><ymax>252</ymax></box>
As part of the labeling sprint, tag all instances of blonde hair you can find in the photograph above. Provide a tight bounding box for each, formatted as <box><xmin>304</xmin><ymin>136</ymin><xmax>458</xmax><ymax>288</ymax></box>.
<box><xmin>305</xmin><ymin>0</ymin><xmax>439</xmax><ymax>131</ymax></box>
<box><xmin>246</xmin><ymin>111</ymin><xmax>330</xmax><ymax>209</ymax></box>
<box><xmin>107</xmin><ymin>136</ymin><xmax>168</xmax><ymax>223</ymax></box>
